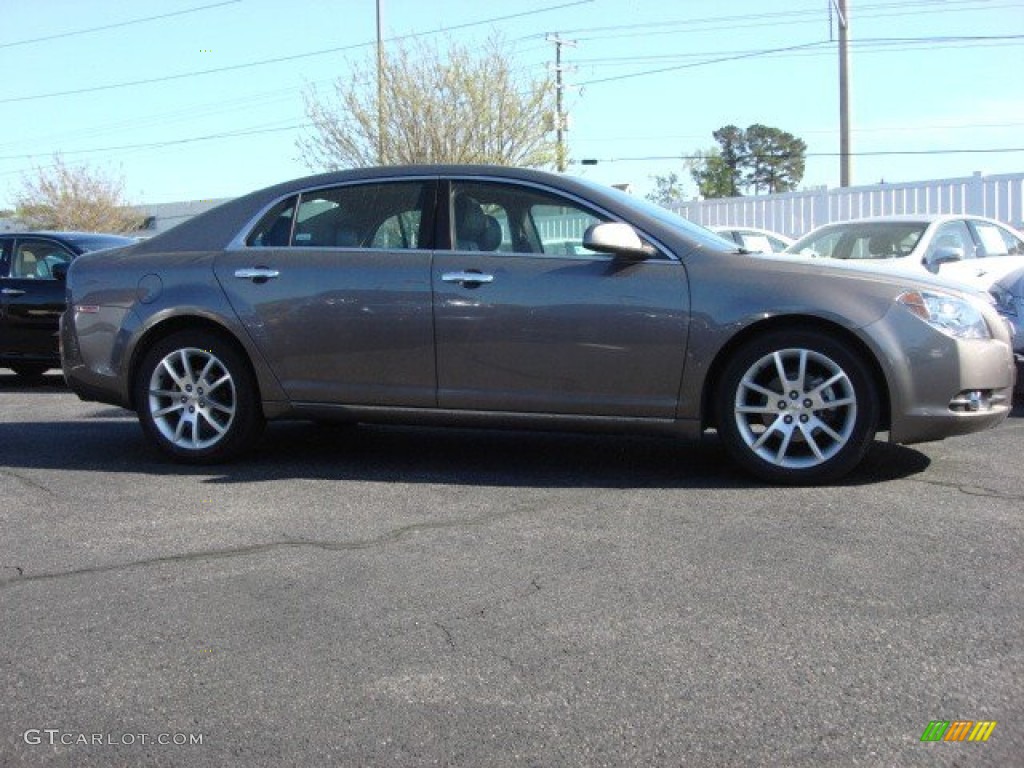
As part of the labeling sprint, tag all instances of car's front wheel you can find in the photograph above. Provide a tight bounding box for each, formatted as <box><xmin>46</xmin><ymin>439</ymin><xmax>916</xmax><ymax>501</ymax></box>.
<box><xmin>715</xmin><ymin>330</ymin><xmax>879</xmax><ymax>484</ymax></box>
<box><xmin>134</xmin><ymin>330</ymin><xmax>264</xmax><ymax>463</ymax></box>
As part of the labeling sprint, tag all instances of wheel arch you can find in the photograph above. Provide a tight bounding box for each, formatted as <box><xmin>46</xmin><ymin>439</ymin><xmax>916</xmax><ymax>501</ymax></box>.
<box><xmin>127</xmin><ymin>315</ymin><xmax>262</xmax><ymax>412</ymax></box>
<box><xmin>701</xmin><ymin>315</ymin><xmax>892</xmax><ymax>431</ymax></box>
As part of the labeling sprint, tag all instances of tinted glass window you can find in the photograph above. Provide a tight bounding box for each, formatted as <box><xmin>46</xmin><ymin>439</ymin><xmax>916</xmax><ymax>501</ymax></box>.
<box><xmin>247</xmin><ymin>196</ymin><xmax>297</xmax><ymax>246</ymax></box>
<box><xmin>11</xmin><ymin>239</ymin><xmax>73</xmax><ymax>279</ymax></box>
<box><xmin>291</xmin><ymin>182</ymin><xmax>430</xmax><ymax>249</ymax></box>
<box><xmin>791</xmin><ymin>223</ymin><xmax>926</xmax><ymax>260</ymax></box>
<box><xmin>451</xmin><ymin>181</ymin><xmax>609</xmax><ymax>257</ymax></box>
<box><xmin>925</xmin><ymin>221</ymin><xmax>974</xmax><ymax>263</ymax></box>
<box><xmin>63</xmin><ymin>234</ymin><xmax>137</xmax><ymax>252</ymax></box>
<box><xmin>970</xmin><ymin>221</ymin><xmax>1024</xmax><ymax>257</ymax></box>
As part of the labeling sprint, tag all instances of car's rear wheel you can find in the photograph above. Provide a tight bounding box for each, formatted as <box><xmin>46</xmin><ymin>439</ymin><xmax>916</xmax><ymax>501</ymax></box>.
<box><xmin>715</xmin><ymin>330</ymin><xmax>879</xmax><ymax>484</ymax></box>
<box><xmin>134</xmin><ymin>330</ymin><xmax>264</xmax><ymax>463</ymax></box>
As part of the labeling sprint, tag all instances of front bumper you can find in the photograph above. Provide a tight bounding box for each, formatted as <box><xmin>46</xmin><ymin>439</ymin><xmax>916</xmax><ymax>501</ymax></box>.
<box><xmin>864</xmin><ymin>303</ymin><xmax>1015</xmax><ymax>445</ymax></box>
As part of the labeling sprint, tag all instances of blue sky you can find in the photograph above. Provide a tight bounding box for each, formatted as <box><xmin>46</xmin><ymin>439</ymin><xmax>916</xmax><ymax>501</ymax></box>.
<box><xmin>1</xmin><ymin>0</ymin><xmax>1021</xmax><ymax>209</ymax></box>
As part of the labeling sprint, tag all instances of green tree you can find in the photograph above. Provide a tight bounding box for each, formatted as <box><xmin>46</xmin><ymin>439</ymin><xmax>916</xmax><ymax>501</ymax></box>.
<box><xmin>685</xmin><ymin>124</ymin><xmax>807</xmax><ymax>198</ymax></box>
<box><xmin>646</xmin><ymin>171</ymin><xmax>684</xmax><ymax>206</ymax></box>
<box><xmin>298</xmin><ymin>34</ymin><xmax>557</xmax><ymax>169</ymax></box>
<box><xmin>744</xmin><ymin>123</ymin><xmax>807</xmax><ymax>194</ymax></box>
<box><xmin>13</xmin><ymin>154</ymin><xmax>142</xmax><ymax>233</ymax></box>
<box><xmin>711</xmin><ymin>124</ymin><xmax>746</xmax><ymax>197</ymax></box>
<box><xmin>690</xmin><ymin>148</ymin><xmax>736</xmax><ymax>199</ymax></box>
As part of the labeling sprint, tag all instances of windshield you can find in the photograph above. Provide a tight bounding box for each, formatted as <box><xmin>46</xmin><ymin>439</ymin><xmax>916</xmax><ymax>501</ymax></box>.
<box><xmin>66</xmin><ymin>234</ymin><xmax>138</xmax><ymax>253</ymax></box>
<box><xmin>787</xmin><ymin>221</ymin><xmax>927</xmax><ymax>260</ymax></box>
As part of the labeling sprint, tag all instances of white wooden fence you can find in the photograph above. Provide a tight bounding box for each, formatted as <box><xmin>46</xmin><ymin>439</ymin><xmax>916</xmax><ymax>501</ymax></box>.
<box><xmin>670</xmin><ymin>171</ymin><xmax>1024</xmax><ymax>239</ymax></box>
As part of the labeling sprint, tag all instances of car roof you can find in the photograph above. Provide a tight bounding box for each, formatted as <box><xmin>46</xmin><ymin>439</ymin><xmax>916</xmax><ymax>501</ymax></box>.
<box><xmin>129</xmin><ymin>164</ymin><xmax>716</xmax><ymax>255</ymax></box>
<box><xmin>814</xmin><ymin>214</ymin><xmax>1000</xmax><ymax>226</ymax></box>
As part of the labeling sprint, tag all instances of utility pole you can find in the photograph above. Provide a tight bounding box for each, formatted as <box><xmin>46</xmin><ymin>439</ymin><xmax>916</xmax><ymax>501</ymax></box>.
<box><xmin>547</xmin><ymin>34</ymin><xmax>576</xmax><ymax>173</ymax></box>
<box><xmin>376</xmin><ymin>0</ymin><xmax>385</xmax><ymax>164</ymax></box>
<box><xmin>836</xmin><ymin>0</ymin><xmax>851</xmax><ymax>186</ymax></box>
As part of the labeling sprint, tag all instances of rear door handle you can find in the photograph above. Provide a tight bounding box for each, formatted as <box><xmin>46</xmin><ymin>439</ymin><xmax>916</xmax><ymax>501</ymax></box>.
<box><xmin>441</xmin><ymin>271</ymin><xmax>494</xmax><ymax>285</ymax></box>
<box><xmin>1</xmin><ymin>288</ymin><xmax>26</xmax><ymax>296</ymax></box>
<box><xmin>234</xmin><ymin>268</ymin><xmax>280</xmax><ymax>281</ymax></box>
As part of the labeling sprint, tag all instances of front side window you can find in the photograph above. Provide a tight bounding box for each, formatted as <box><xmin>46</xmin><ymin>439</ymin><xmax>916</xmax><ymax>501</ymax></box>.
<box><xmin>925</xmin><ymin>221</ymin><xmax>974</xmax><ymax>264</ymax></box>
<box><xmin>970</xmin><ymin>220</ymin><xmax>1024</xmax><ymax>257</ymax></box>
<box><xmin>450</xmin><ymin>181</ymin><xmax>609</xmax><ymax>257</ymax></box>
<box><xmin>11</xmin><ymin>240</ymin><xmax>73</xmax><ymax>279</ymax></box>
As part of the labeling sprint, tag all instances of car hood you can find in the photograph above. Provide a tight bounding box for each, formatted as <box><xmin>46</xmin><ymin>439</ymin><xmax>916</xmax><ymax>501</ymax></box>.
<box><xmin>746</xmin><ymin>250</ymin><xmax>991</xmax><ymax>300</ymax></box>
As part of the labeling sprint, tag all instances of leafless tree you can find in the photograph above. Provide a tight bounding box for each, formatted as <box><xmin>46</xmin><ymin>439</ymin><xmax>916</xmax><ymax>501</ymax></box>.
<box><xmin>14</xmin><ymin>154</ymin><xmax>143</xmax><ymax>232</ymax></box>
<box><xmin>297</xmin><ymin>34</ymin><xmax>557</xmax><ymax>170</ymax></box>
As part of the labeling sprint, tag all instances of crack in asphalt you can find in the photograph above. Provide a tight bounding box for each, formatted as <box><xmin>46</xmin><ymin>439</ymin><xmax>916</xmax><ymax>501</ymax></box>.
<box><xmin>0</xmin><ymin>468</ymin><xmax>56</xmax><ymax>496</ymax></box>
<box><xmin>0</xmin><ymin>503</ymin><xmax>532</xmax><ymax>589</ymax></box>
<box><xmin>911</xmin><ymin>477</ymin><xmax>1024</xmax><ymax>501</ymax></box>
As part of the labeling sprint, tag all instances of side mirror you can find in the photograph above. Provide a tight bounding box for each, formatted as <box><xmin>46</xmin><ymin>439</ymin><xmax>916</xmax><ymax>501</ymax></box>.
<box><xmin>927</xmin><ymin>246</ymin><xmax>964</xmax><ymax>271</ymax></box>
<box><xmin>51</xmin><ymin>263</ymin><xmax>69</xmax><ymax>281</ymax></box>
<box><xmin>582</xmin><ymin>222</ymin><xmax>656</xmax><ymax>260</ymax></box>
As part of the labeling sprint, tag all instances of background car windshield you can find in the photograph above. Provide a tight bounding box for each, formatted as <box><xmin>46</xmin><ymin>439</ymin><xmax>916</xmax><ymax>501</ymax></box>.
<box><xmin>790</xmin><ymin>222</ymin><xmax>927</xmax><ymax>260</ymax></box>
<box><xmin>64</xmin><ymin>234</ymin><xmax>137</xmax><ymax>252</ymax></box>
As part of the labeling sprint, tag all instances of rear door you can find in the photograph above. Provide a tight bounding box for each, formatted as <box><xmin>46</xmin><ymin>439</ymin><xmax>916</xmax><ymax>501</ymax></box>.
<box><xmin>0</xmin><ymin>236</ymin><xmax>74</xmax><ymax>358</ymax></box>
<box><xmin>213</xmin><ymin>179</ymin><xmax>439</xmax><ymax>405</ymax></box>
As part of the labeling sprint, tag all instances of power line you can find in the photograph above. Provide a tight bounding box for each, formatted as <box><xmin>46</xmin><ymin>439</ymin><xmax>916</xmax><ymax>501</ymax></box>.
<box><xmin>0</xmin><ymin>0</ymin><xmax>242</xmax><ymax>49</ymax></box>
<box><xmin>576</xmin><ymin>40</ymin><xmax>832</xmax><ymax>87</ymax></box>
<box><xmin>551</xmin><ymin>0</ymin><xmax>1019</xmax><ymax>39</ymax></box>
<box><xmin>0</xmin><ymin>0</ymin><xmax>594</xmax><ymax>105</ymax></box>
<box><xmin>0</xmin><ymin>123</ymin><xmax>313</xmax><ymax>164</ymax></box>
<box><xmin>576</xmin><ymin>147</ymin><xmax>1024</xmax><ymax>164</ymax></box>
<box><xmin>572</xmin><ymin>33</ymin><xmax>1024</xmax><ymax>67</ymax></box>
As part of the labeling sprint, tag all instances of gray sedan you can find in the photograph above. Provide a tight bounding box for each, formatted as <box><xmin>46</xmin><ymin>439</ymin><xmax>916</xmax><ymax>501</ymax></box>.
<box><xmin>60</xmin><ymin>166</ymin><xmax>1016</xmax><ymax>483</ymax></box>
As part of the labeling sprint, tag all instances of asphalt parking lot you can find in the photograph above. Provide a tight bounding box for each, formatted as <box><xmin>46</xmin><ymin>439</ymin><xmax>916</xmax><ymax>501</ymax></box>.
<box><xmin>1</xmin><ymin>371</ymin><xmax>1021</xmax><ymax>767</ymax></box>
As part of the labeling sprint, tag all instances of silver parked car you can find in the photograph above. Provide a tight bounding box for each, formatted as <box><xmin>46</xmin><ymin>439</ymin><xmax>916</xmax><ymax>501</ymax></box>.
<box><xmin>60</xmin><ymin>166</ymin><xmax>1016</xmax><ymax>483</ymax></box>
<box><xmin>710</xmin><ymin>226</ymin><xmax>794</xmax><ymax>253</ymax></box>
<box><xmin>785</xmin><ymin>214</ymin><xmax>1024</xmax><ymax>291</ymax></box>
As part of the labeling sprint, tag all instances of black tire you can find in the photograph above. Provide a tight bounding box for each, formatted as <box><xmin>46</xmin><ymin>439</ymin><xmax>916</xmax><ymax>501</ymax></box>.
<box><xmin>11</xmin><ymin>363</ymin><xmax>51</xmax><ymax>381</ymax></box>
<box><xmin>133</xmin><ymin>330</ymin><xmax>264</xmax><ymax>463</ymax></box>
<box><xmin>715</xmin><ymin>330</ymin><xmax>879</xmax><ymax>485</ymax></box>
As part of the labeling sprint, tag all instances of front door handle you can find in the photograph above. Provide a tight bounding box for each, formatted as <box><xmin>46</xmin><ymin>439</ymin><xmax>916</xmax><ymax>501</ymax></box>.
<box><xmin>441</xmin><ymin>271</ymin><xmax>494</xmax><ymax>286</ymax></box>
<box><xmin>234</xmin><ymin>267</ymin><xmax>280</xmax><ymax>281</ymax></box>
<box><xmin>1</xmin><ymin>288</ymin><xmax>26</xmax><ymax>296</ymax></box>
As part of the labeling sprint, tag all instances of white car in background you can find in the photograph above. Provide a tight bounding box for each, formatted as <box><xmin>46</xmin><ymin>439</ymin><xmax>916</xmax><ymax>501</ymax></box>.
<box><xmin>784</xmin><ymin>214</ymin><xmax>1024</xmax><ymax>291</ymax></box>
<box><xmin>711</xmin><ymin>226</ymin><xmax>794</xmax><ymax>253</ymax></box>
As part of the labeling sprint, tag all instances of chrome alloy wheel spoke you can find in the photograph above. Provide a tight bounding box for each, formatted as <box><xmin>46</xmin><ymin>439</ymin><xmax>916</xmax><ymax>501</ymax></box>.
<box><xmin>148</xmin><ymin>347</ymin><xmax>237</xmax><ymax>451</ymax></box>
<box><xmin>734</xmin><ymin>348</ymin><xmax>857</xmax><ymax>469</ymax></box>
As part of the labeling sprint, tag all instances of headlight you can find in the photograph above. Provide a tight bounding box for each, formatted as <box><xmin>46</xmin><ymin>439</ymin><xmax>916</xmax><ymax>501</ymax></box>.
<box><xmin>897</xmin><ymin>290</ymin><xmax>991</xmax><ymax>340</ymax></box>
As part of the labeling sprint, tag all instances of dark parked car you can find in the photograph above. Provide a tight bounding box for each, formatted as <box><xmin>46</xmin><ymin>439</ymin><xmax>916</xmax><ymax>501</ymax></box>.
<box><xmin>61</xmin><ymin>166</ymin><xmax>1016</xmax><ymax>483</ymax></box>
<box><xmin>1</xmin><ymin>231</ymin><xmax>137</xmax><ymax>379</ymax></box>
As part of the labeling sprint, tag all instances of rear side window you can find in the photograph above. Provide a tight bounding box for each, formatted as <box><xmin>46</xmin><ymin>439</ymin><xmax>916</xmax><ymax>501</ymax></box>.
<box><xmin>291</xmin><ymin>181</ymin><xmax>431</xmax><ymax>249</ymax></box>
<box><xmin>246</xmin><ymin>196</ymin><xmax>297</xmax><ymax>247</ymax></box>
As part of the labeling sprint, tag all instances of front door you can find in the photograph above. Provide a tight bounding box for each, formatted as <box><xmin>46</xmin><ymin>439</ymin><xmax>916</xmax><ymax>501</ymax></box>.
<box><xmin>0</xmin><ymin>237</ymin><xmax>74</xmax><ymax>359</ymax></box>
<box><xmin>433</xmin><ymin>180</ymin><xmax>689</xmax><ymax>418</ymax></box>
